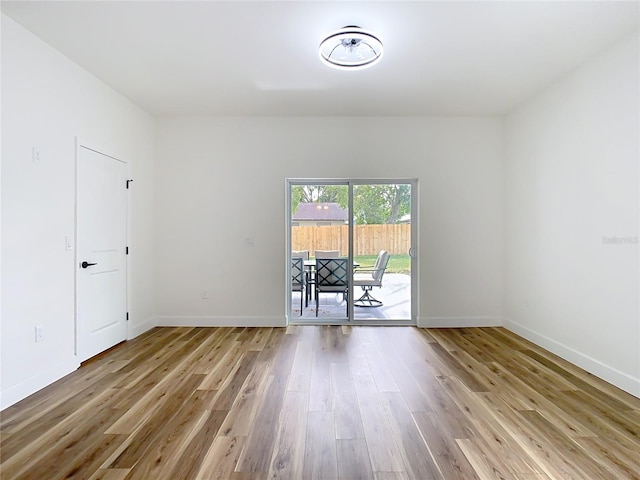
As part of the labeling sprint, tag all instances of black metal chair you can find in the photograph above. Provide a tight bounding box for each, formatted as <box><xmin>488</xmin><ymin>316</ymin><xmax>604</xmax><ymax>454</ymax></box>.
<box><xmin>315</xmin><ymin>258</ymin><xmax>349</xmax><ymax>317</ymax></box>
<box><xmin>353</xmin><ymin>250</ymin><xmax>389</xmax><ymax>307</ymax></box>
<box><xmin>307</xmin><ymin>250</ymin><xmax>340</xmax><ymax>304</ymax></box>
<box><xmin>291</xmin><ymin>257</ymin><xmax>305</xmax><ymax>314</ymax></box>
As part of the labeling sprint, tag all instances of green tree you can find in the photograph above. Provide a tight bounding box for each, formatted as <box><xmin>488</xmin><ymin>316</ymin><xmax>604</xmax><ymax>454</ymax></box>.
<box><xmin>353</xmin><ymin>184</ymin><xmax>410</xmax><ymax>224</ymax></box>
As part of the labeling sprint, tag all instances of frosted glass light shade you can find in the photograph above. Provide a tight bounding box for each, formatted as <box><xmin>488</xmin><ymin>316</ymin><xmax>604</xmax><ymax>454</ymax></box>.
<box><xmin>319</xmin><ymin>26</ymin><xmax>383</xmax><ymax>71</ymax></box>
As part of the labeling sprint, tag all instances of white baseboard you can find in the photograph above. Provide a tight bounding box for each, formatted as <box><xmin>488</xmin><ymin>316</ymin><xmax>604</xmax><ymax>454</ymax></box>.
<box><xmin>155</xmin><ymin>316</ymin><xmax>286</xmax><ymax>328</ymax></box>
<box><xmin>418</xmin><ymin>316</ymin><xmax>503</xmax><ymax>328</ymax></box>
<box><xmin>0</xmin><ymin>357</ymin><xmax>80</xmax><ymax>411</ymax></box>
<box><xmin>128</xmin><ymin>315</ymin><xmax>158</xmax><ymax>339</ymax></box>
<box><xmin>505</xmin><ymin>318</ymin><xmax>640</xmax><ymax>398</ymax></box>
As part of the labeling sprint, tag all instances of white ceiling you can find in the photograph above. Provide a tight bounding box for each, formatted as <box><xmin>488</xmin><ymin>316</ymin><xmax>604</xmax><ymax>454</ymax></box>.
<box><xmin>2</xmin><ymin>1</ymin><xmax>638</xmax><ymax>117</ymax></box>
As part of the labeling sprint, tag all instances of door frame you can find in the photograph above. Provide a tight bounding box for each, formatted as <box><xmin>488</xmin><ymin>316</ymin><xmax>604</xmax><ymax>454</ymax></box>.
<box><xmin>74</xmin><ymin>137</ymin><xmax>131</xmax><ymax>358</ymax></box>
<box><xmin>285</xmin><ymin>178</ymin><xmax>418</xmax><ymax>325</ymax></box>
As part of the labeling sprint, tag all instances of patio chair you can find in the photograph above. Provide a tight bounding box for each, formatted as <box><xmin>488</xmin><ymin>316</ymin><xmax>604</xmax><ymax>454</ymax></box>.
<box><xmin>314</xmin><ymin>249</ymin><xmax>340</xmax><ymax>258</ymax></box>
<box><xmin>315</xmin><ymin>258</ymin><xmax>348</xmax><ymax>317</ymax></box>
<box><xmin>293</xmin><ymin>251</ymin><xmax>311</xmax><ymax>300</ymax></box>
<box><xmin>307</xmin><ymin>250</ymin><xmax>339</xmax><ymax>304</ymax></box>
<box><xmin>353</xmin><ymin>250</ymin><xmax>389</xmax><ymax>307</ymax></box>
<box><xmin>291</xmin><ymin>257</ymin><xmax>306</xmax><ymax>314</ymax></box>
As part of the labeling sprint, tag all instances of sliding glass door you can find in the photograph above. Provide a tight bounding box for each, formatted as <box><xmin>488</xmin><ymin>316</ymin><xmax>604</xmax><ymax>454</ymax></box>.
<box><xmin>287</xmin><ymin>179</ymin><xmax>416</xmax><ymax>324</ymax></box>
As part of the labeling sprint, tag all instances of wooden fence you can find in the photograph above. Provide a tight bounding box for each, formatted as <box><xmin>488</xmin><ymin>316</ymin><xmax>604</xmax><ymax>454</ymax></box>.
<box><xmin>292</xmin><ymin>224</ymin><xmax>410</xmax><ymax>256</ymax></box>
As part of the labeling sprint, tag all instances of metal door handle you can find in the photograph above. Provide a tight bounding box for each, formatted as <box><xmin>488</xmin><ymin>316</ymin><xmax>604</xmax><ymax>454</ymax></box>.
<box><xmin>81</xmin><ymin>261</ymin><xmax>97</xmax><ymax>269</ymax></box>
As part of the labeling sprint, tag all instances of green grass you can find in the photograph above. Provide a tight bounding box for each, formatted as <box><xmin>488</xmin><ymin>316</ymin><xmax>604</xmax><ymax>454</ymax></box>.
<box><xmin>354</xmin><ymin>254</ymin><xmax>411</xmax><ymax>274</ymax></box>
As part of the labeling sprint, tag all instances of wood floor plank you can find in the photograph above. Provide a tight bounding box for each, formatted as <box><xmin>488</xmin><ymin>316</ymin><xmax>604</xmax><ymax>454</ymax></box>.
<box><xmin>374</xmin><ymin>331</ymin><xmax>434</xmax><ymax>412</ymax></box>
<box><xmin>518</xmin><ymin>409</ymin><xmax>620</xmax><ymax>480</ymax></box>
<box><xmin>122</xmin><ymin>387</ymin><xmax>218</xmax><ymax>479</ymax></box>
<box><xmin>235</xmin><ymin>374</ymin><xmax>288</xmax><ymax>473</ymax></box>
<box><xmin>437</xmin><ymin>377</ymin><xmax>546</xmax><ymax>477</ymax></box>
<box><xmin>286</xmin><ymin>338</ymin><xmax>314</xmax><ymax>393</ymax></box>
<box><xmin>303</xmin><ymin>411</ymin><xmax>338</xmax><ymax>480</ymax></box>
<box><xmin>218</xmin><ymin>361</ymin><xmax>271</xmax><ymax>437</ymax></box>
<box><xmin>0</xmin><ymin>350</ymin><xmax>129</xmax><ymax>434</ymax></box>
<box><xmin>110</xmin><ymin>333</ymin><xmax>199</xmax><ymax>408</ymax></box>
<box><xmin>309</xmin><ymin>336</ymin><xmax>333</xmax><ymax>412</ymax></box>
<box><xmin>198</xmin><ymin>341</ymin><xmax>246</xmax><ymax>391</ymax></box>
<box><xmin>167</xmin><ymin>409</ymin><xmax>229</xmax><ymax>480</ymax></box>
<box><xmin>336</xmin><ymin>438</ymin><xmax>374</xmax><ymax>480</ymax></box>
<box><xmin>456</xmin><ymin>438</ymin><xmax>517</xmax><ymax>480</ymax></box>
<box><xmin>418</xmin><ymin>377</ymin><xmax>479</xmax><ymax>440</ymax></box>
<box><xmin>269</xmin><ymin>330</ymin><xmax>299</xmax><ymax>376</ymax></box>
<box><xmin>545</xmin><ymin>389</ymin><xmax>640</xmax><ymax>454</ymax></box>
<box><xmin>255</xmin><ymin>328</ymin><xmax>287</xmax><ymax>365</ymax></box>
<box><xmin>381</xmin><ymin>391</ymin><xmax>444</xmax><ymax>479</ymax></box>
<box><xmin>89</xmin><ymin>468</ymin><xmax>131</xmax><ymax>480</ymax></box>
<box><xmin>318</xmin><ymin>325</ymin><xmax>349</xmax><ymax>364</ymax></box>
<box><xmin>1</xmin><ymin>372</ymin><xmax>125</xmax><ymax>462</ymax></box>
<box><xmin>267</xmin><ymin>391</ymin><xmax>308</xmax><ymax>479</ymax></box>
<box><xmin>1</xmin><ymin>385</ymin><xmax>124</xmax><ymax>478</ymax></box>
<box><xmin>373</xmin><ymin>473</ymin><xmax>411</xmax><ymax>480</ymax></box>
<box><xmin>572</xmin><ymin>435</ymin><xmax>640</xmax><ymax>479</ymax></box>
<box><xmin>521</xmin><ymin>347</ymin><xmax>637</xmax><ymax>411</ymax></box>
<box><xmin>190</xmin><ymin>327</ymin><xmax>239</xmax><ymax>375</ymax></box>
<box><xmin>1</xmin><ymin>387</ymin><xmax>124</xmax><ymax>479</ymax></box>
<box><xmin>331</xmin><ymin>362</ymin><xmax>365</xmax><ymax>440</ymax></box>
<box><xmin>441</xmin><ymin>328</ymin><xmax>502</xmax><ymax>364</ymax></box>
<box><xmin>2</xmin><ymin>326</ymin><xmax>639</xmax><ymax>480</ymax></box>
<box><xmin>195</xmin><ymin>435</ymin><xmax>246</xmax><ymax>480</ymax></box>
<box><xmin>412</xmin><ymin>411</ymin><xmax>481</xmax><ymax>480</ymax></box>
<box><xmin>106</xmin><ymin>331</ymin><xmax>218</xmax><ymax>434</ymax></box>
<box><xmin>210</xmin><ymin>351</ymin><xmax>260</xmax><ymax>410</ymax></box>
<box><xmin>344</xmin><ymin>330</ymin><xmax>372</xmax><ymax>377</ymax></box>
<box><xmin>352</xmin><ymin>374</ymin><xmax>405</xmax><ymax>473</ymax></box>
<box><xmin>107</xmin><ymin>373</ymin><xmax>206</xmax><ymax>469</ymax></box>
<box><xmin>357</xmin><ymin>329</ymin><xmax>400</xmax><ymax>392</ymax></box>
<box><xmin>487</xmin><ymin>362</ymin><xmax>598</xmax><ymax>438</ymax></box>
<box><xmin>429</xmin><ymin>343</ymin><xmax>490</xmax><ymax>393</ymax></box>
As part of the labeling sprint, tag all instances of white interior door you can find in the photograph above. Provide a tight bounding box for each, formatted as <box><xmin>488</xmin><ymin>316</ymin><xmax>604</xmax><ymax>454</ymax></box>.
<box><xmin>76</xmin><ymin>144</ymin><xmax>128</xmax><ymax>361</ymax></box>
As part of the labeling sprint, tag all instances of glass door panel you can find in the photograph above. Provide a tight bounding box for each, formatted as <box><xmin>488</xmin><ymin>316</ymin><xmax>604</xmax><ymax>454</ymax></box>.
<box><xmin>352</xmin><ymin>183</ymin><xmax>412</xmax><ymax>321</ymax></box>
<box><xmin>290</xmin><ymin>183</ymin><xmax>349</xmax><ymax>321</ymax></box>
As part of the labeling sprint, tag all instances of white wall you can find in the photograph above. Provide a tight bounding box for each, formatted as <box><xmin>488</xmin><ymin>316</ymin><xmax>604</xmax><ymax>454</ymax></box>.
<box><xmin>153</xmin><ymin>117</ymin><xmax>504</xmax><ymax>328</ymax></box>
<box><xmin>504</xmin><ymin>32</ymin><xmax>640</xmax><ymax>396</ymax></box>
<box><xmin>1</xmin><ymin>15</ymin><xmax>156</xmax><ymax>409</ymax></box>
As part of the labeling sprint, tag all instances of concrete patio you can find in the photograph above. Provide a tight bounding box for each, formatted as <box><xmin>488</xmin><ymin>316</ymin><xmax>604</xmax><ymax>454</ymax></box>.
<box><xmin>292</xmin><ymin>273</ymin><xmax>411</xmax><ymax>322</ymax></box>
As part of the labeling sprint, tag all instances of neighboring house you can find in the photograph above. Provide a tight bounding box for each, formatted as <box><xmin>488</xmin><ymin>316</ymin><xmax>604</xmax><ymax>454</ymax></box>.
<box><xmin>292</xmin><ymin>203</ymin><xmax>348</xmax><ymax>227</ymax></box>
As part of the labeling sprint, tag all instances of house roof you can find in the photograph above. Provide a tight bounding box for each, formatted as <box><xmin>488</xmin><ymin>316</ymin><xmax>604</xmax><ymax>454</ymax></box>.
<box><xmin>293</xmin><ymin>203</ymin><xmax>348</xmax><ymax>222</ymax></box>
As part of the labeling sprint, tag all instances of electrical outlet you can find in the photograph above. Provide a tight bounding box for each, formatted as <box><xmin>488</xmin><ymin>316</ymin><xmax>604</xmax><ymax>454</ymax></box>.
<box><xmin>32</xmin><ymin>147</ymin><xmax>41</xmax><ymax>164</ymax></box>
<box><xmin>35</xmin><ymin>325</ymin><xmax>44</xmax><ymax>342</ymax></box>
<box><xmin>201</xmin><ymin>290</ymin><xmax>208</xmax><ymax>299</ymax></box>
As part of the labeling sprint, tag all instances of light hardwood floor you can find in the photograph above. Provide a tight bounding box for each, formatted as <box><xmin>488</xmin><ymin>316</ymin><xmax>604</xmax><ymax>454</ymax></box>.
<box><xmin>1</xmin><ymin>326</ymin><xmax>639</xmax><ymax>479</ymax></box>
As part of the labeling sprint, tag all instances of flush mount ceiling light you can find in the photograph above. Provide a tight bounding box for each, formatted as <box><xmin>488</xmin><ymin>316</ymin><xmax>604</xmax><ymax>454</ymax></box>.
<box><xmin>319</xmin><ymin>26</ymin><xmax>383</xmax><ymax>71</ymax></box>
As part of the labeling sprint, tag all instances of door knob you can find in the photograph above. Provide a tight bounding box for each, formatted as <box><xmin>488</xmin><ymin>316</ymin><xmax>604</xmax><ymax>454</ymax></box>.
<box><xmin>81</xmin><ymin>261</ymin><xmax>97</xmax><ymax>269</ymax></box>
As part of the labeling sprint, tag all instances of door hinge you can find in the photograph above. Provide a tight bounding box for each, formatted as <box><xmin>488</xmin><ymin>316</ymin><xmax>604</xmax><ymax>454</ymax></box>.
<box><xmin>126</xmin><ymin>179</ymin><xmax>133</xmax><ymax>189</ymax></box>
<box><xmin>126</xmin><ymin>312</ymin><xmax>129</xmax><ymax>321</ymax></box>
